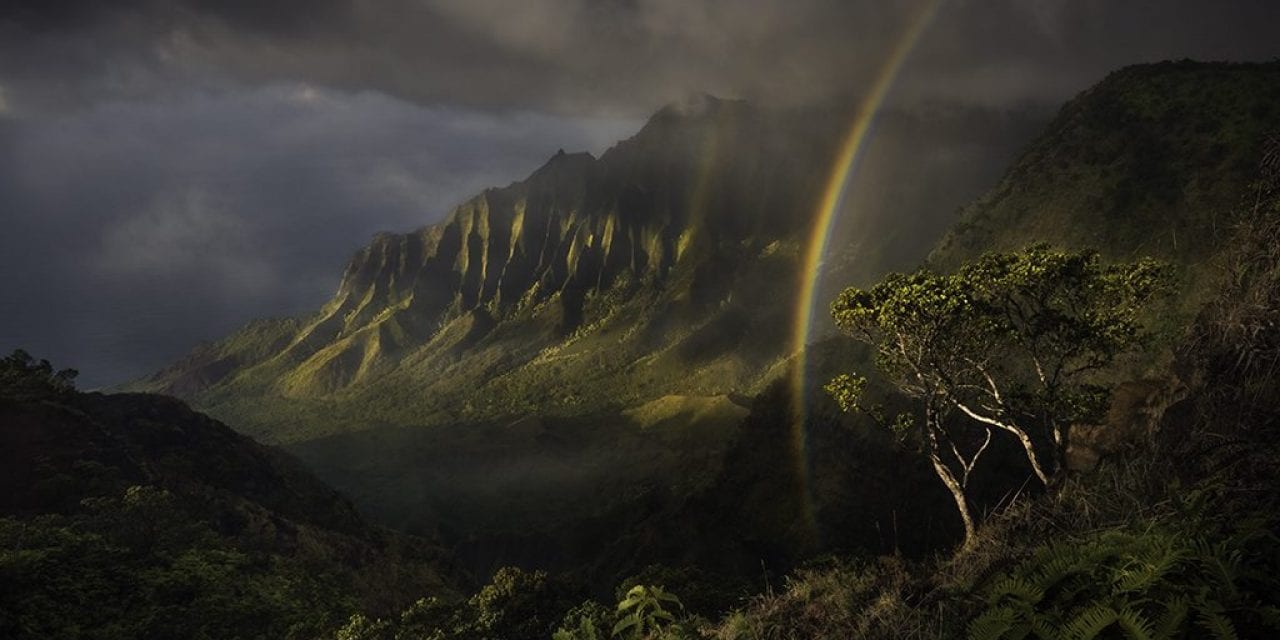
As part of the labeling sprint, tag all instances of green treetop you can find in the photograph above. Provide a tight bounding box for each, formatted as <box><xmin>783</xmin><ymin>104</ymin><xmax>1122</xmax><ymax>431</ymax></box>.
<box><xmin>826</xmin><ymin>246</ymin><xmax>1172</xmax><ymax>548</ymax></box>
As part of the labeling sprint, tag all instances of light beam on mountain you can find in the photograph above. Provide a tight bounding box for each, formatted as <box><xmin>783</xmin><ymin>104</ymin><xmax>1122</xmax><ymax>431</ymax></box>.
<box><xmin>789</xmin><ymin>0</ymin><xmax>942</xmax><ymax>535</ymax></box>
<box><xmin>681</xmin><ymin>101</ymin><xmax>728</xmax><ymax>261</ymax></box>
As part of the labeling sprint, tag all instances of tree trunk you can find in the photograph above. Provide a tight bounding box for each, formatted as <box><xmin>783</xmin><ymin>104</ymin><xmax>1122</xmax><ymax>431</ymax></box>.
<box><xmin>1012</xmin><ymin>427</ymin><xmax>1052</xmax><ymax>487</ymax></box>
<box><xmin>953</xmin><ymin>402</ymin><xmax>1051</xmax><ymax>487</ymax></box>
<box><xmin>929</xmin><ymin>453</ymin><xmax>977</xmax><ymax>551</ymax></box>
<box><xmin>1049</xmin><ymin>423</ymin><xmax>1068</xmax><ymax>487</ymax></box>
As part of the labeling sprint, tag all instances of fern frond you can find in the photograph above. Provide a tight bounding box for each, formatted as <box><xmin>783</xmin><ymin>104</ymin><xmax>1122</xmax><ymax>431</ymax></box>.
<box><xmin>1112</xmin><ymin>546</ymin><xmax>1185</xmax><ymax>595</ymax></box>
<box><xmin>1154</xmin><ymin>596</ymin><xmax>1190</xmax><ymax>638</ymax></box>
<box><xmin>1195</xmin><ymin>607</ymin><xmax>1240</xmax><ymax>640</ymax></box>
<box><xmin>612</xmin><ymin>613</ymin><xmax>640</xmax><ymax>638</ymax></box>
<box><xmin>1257</xmin><ymin>605</ymin><xmax>1280</xmax><ymax>630</ymax></box>
<box><xmin>1028</xmin><ymin>616</ymin><xmax>1063</xmax><ymax>640</ymax></box>
<box><xmin>1113</xmin><ymin>606</ymin><xmax>1156</xmax><ymax>640</ymax></box>
<box><xmin>1195</xmin><ymin>541</ymin><xmax>1243</xmax><ymax>599</ymax></box>
<box><xmin>618</xmin><ymin>594</ymin><xmax>643</xmax><ymax>612</ymax></box>
<box><xmin>653</xmin><ymin>590</ymin><xmax>683</xmax><ymax>608</ymax></box>
<box><xmin>988</xmin><ymin>577</ymin><xmax>1046</xmax><ymax>606</ymax></box>
<box><xmin>967</xmin><ymin>605</ymin><xmax>1018</xmax><ymax>640</ymax></box>
<box><xmin>1030</xmin><ymin>550</ymin><xmax>1089</xmax><ymax>596</ymax></box>
<box><xmin>1060</xmin><ymin>604</ymin><xmax>1118</xmax><ymax>640</ymax></box>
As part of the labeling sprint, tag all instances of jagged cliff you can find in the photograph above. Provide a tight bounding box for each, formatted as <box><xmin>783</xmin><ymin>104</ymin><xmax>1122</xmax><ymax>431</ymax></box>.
<box><xmin>139</xmin><ymin>97</ymin><xmax>843</xmax><ymax>441</ymax></box>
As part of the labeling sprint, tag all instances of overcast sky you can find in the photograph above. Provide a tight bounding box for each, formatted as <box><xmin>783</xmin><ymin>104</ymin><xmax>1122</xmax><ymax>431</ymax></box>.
<box><xmin>1</xmin><ymin>0</ymin><xmax>1277</xmax><ymax>387</ymax></box>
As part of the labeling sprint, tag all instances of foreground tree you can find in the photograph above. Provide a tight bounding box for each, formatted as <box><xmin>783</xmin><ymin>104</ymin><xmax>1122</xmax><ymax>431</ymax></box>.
<box><xmin>826</xmin><ymin>246</ymin><xmax>1171</xmax><ymax>548</ymax></box>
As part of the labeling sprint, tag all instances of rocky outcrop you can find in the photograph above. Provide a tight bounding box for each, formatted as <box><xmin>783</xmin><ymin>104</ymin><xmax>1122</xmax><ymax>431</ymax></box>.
<box><xmin>1067</xmin><ymin>377</ymin><xmax>1190</xmax><ymax>472</ymax></box>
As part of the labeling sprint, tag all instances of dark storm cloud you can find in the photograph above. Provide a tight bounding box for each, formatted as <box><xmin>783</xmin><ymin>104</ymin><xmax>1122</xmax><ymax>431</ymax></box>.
<box><xmin>901</xmin><ymin>0</ymin><xmax>1280</xmax><ymax>106</ymax></box>
<box><xmin>2</xmin><ymin>0</ymin><xmax>1277</xmax><ymax>116</ymax></box>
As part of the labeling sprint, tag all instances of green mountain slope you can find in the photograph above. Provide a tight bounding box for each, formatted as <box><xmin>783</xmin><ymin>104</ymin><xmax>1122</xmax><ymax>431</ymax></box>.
<box><xmin>0</xmin><ymin>352</ymin><xmax>459</xmax><ymax>639</ymax></box>
<box><xmin>932</xmin><ymin>61</ymin><xmax>1280</xmax><ymax>274</ymax></box>
<box><xmin>132</xmin><ymin>93</ymin><xmax>1045</xmax><ymax>448</ymax></box>
<box><xmin>136</xmin><ymin>97</ymin><xmax>845</xmax><ymax>443</ymax></box>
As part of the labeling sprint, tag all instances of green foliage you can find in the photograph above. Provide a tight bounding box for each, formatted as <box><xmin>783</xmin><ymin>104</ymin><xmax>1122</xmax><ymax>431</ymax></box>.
<box><xmin>615</xmin><ymin>564</ymin><xmax>751</xmax><ymax>619</ymax></box>
<box><xmin>613</xmin><ymin>585</ymin><xmax>699</xmax><ymax>640</ymax></box>
<box><xmin>0</xmin><ymin>367</ymin><xmax>457</xmax><ymax>640</ymax></box>
<box><xmin>396</xmin><ymin>596</ymin><xmax>458</xmax><ymax>640</ymax></box>
<box><xmin>0</xmin><ymin>349</ymin><xmax>77</xmax><ymax>401</ymax></box>
<box><xmin>967</xmin><ymin>526</ymin><xmax>1280</xmax><ymax>640</ymax></box>
<box><xmin>0</xmin><ymin>485</ymin><xmax>355</xmax><ymax>640</ymax></box>
<box><xmin>553</xmin><ymin>601</ymin><xmax>612</xmax><ymax>640</ymax></box>
<box><xmin>337</xmin><ymin>614</ymin><xmax>394</xmax><ymax>640</ymax></box>
<box><xmin>822</xmin><ymin>373</ymin><xmax>867</xmax><ymax>414</ymax></box>
<box><xmin>827</xmin><ymin>246</ymin><xmax>1173</xmax><ymax>546</ymax></box>
<box><xmin>324</xmin><ymin>575</ymin><xmax>700</xmax><ymax>640</ymax></box>
<box><xmin>830</xmin><ymin>246</ymin><xmax>1172</xmax><ymax>455</ymax></box>
<box><xmin>468</xmin><ymin>566</ymin><xmax>578</xmax><ymax>640</ymax></box>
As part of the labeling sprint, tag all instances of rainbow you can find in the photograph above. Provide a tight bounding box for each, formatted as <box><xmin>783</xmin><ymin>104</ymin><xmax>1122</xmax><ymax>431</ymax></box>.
<box><xmin>788</xmin><ymin>0</ymin><xmax>942</xmax><ymax>534</ymax></box>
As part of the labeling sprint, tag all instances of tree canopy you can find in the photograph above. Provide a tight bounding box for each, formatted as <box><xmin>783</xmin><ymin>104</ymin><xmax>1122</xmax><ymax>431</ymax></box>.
<box><xmin>826</xmin><ymin>246</ymin><xmax>1172</xmax><ymax>547</ymax></box>
<box><xmin>0</xmin><ymin>349</ymin><xmax>78</xmax><ymax>401</ymax></box>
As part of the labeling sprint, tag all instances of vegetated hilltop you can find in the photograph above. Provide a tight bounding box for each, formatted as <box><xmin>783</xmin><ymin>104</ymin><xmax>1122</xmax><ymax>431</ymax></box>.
<box><xmin>0</xmin><ymin>351</ymin><xmax>460</xmax><ymax>639</ymax></box>
<box><xmin>932</xmin><ymin>61</ymin><xmax>1280</xmax><ymax>275</ymax></box>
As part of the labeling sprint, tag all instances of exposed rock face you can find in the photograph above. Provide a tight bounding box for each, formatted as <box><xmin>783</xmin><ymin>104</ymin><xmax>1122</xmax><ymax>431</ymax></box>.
<box><xmin>138</xmin><ymin>98</ymin><xmax>842</xmax><ymax>440</ymax></box>
<box><xmin>1067</xmin><ymin>377</ymin><xmax>1190</xmax><ymax>472</ymax></box>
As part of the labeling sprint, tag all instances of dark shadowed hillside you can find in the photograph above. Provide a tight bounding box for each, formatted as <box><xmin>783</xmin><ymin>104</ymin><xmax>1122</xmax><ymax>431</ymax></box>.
<box><xmin>933</xmin><ymin>61</ymin><xmax>1280</xmax><ymax>274</ymax></box>
<box><xmin>0</xmin><ymin>351</ymin><xmax>459</xmax><ymax>639</ymax></box>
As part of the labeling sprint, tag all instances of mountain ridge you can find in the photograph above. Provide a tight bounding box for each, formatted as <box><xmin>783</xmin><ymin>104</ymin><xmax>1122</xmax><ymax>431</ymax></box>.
<box><xmin>134</xmin><ymin>96</ymin><xmax>845</xmax><ymax>442</ymax></box>
<box><xmin>932</xmin><ymin>60</ymin><xmax>1280</xmax><ymax>271</ymax></box>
